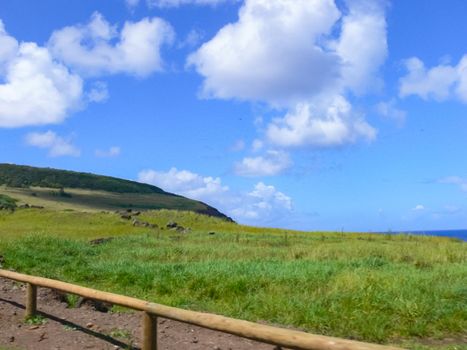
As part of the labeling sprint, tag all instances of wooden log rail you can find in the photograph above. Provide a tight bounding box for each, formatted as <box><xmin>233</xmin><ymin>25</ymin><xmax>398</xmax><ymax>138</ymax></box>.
<box><xmin>0</xmin><ymin>269</ymin><xmax>404</xmax><ymax>350</ymax></box>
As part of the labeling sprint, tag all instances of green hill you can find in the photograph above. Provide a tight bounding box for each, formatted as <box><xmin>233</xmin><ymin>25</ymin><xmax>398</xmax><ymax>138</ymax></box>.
<box><xmin>0</xmin><ymin>163</ymin><xmax>231</xmax><ymax>220</ymax></box>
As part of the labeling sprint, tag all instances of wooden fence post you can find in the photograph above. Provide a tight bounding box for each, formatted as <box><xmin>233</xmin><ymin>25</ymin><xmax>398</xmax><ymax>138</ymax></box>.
<box><xmin>25</xmin><ymin>283</ymin><xmax>37</xmax><ymax>318</ymax></box>
<box><xmin>142</xmin><ymin>312</ymin><xmax>157</xmax><ymax>350</ymax></box>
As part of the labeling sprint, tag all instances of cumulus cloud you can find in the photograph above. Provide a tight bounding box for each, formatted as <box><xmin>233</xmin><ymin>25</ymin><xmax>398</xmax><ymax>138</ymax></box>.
<box><xmin>412</xmin><ymin>204</ymin><xmax>425</xmax><ymax>211</ymax></box>
<box><xmin>188</xmin><ymin>0</ymin><xmax>341</xmax><ymax>105</ymax></box>
<box><xmin>178</xmin><ymin>29</ymin><xmax>205</xmax><ymax>49</ymax></box>
<box><xmin>0</xmin><ymin>21</ymin><xmax>83</xmax><ymax>128</ymax></box>
<box><xmin>229</xmin><ymin>139</ymin><xmax>245</xmax><ymax>152</ymax></box>
<box><xmin>376</xmin><ymin>100</ymin><xmax>406</xmax><ymax>126</ymax></box>
<box><xmin>267</xmin><ymin>96</ymin><xmax>376</xmax><ymax>147</ymax></box>
<box><xmin>399</xmin><ymin>56</ymin><xmax>467</xmax><ymax>103</ymax></box>
<box><xmin>25</xmin><ymin>131</ymin><xmax>80</xmax><ymax>157</ymax></box>
<box><xmin>230</xmin><ymin>182</ymin><xmax>292</xmax><ymax>220</ymax></box>
<box><xmin>87</xmin><ymin>81</ymin><xmax>109</xmax><ymax>103</ymax></box>
<box><xmin>138</xmin><ymin>167</ymin><xmax>229</xmax><ymax>200</ymax></box>
<box><xmin>95</xmin><ymin>146</ymin><xmax>121</xmax><ymax>157</ymax></box>
<box><xmin>439</xmin><ymin>176</ymin><xmax>467</xmax><ymax>192</ymax></box>
<box><xmin>48</xmin><ymin>12</ymin><xmax>174</xmax><ymax>77</ymax></box>
<box><xmin>148</xmin><ymin>0</ymin><xmax>238</xmax><ymax>8</ymax></box>
<box><xmin>234</xmin><ymin>150</ymin><xmax>292</xmax><ymax>176</ymax></box>
<box><xmin>330</xmin><ymin>0</ymin><xmax>387</xmax><ymax>94</ymax></box>
<box><xmin>138</xmin><ymin>168</ymin><xmax>292</xmax><ymax>223</ymax></box>
<box><xmin>126</xmin><ymin>0</ymin><xmax>141</xmax><ymax>7</ymax></box>
<box><xmin>189</xmin><ymin>0</ymin><xmax>387</xmax><ymax>148</ymax></box>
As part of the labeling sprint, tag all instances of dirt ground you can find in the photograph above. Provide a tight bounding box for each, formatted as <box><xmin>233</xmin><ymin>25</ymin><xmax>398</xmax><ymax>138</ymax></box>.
<box><xmin>0</xmin><ymin>277</ymin><xmax>279</xmax><ymax>350</ymax></box>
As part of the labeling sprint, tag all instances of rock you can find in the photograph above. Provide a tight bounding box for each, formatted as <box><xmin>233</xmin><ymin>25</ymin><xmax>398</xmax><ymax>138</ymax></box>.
<box><xmin>9</xmin><ymin>336</ymin><xmax>14</xmax><ymax>342</ymax></box>
<box><xmin>209</xmin><ymin>231</ymin><xmax>216</xmax><ymax>235</ymax></box>
<box><xmin>89</xmin><ymin>238</ymin><xmax>113</xmax><ymax>245</ymax></box>
<box><xmin>120</xmin><ymin>214</ymin><xmax>131</xmax><ymax>220</ymax></box>
<box><xmin>30</xmin><ymin>205</ymin><xmax>44</xmax><ymax>209</ymax></box>
<box><xmin>77</xmin><ymin>298</ymin><xmax>112</xmax><ymax>313</ymax></box>
<box><xmin>133</xmin><ymin>211</ymin><xmax>141</xmax><ymax>216</ymax></box>
<box><xmin>19</xmin><ymin>204</ymin><xmax>30</xmax><ymax>208</ymax></box>
<box><xmin>166</xmin><ymin>221</ymin><xmax>178</xmax><ymax>229</ymax></box>
<box><xmin>175</xmin><ymin>226</ymin><xmax>185</xmax><ymax>232</ymax></box>
<box><xmin>86</xmin><ymin>322</ymin><xmax>94</xmax><ymax>328</ymax></box>
<box><xmin>132</xmin><ymin>219</ymin><xmax>153</xmax><ymax>227</ymax></box>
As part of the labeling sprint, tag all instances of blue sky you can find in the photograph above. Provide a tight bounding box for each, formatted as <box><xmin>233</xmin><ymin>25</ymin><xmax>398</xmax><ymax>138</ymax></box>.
<box><xmin>1</xmin><ymin>0</ymin><xmax>466</xmax><ymax>231</ymax></box>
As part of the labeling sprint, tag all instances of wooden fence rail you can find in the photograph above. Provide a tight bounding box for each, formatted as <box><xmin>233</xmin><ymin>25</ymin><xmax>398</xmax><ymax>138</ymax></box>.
<box><xmin>0</xmin><ymin>269</ymin><xmax>404</xmax><ymax>350</ymax></box>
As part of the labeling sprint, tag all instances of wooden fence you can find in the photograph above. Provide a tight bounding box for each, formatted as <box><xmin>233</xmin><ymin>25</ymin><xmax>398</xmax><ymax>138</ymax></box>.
<box><xmin>0</xmin><ymin>269</ymin><xmax>404</xmax><ymax>350</ymax></box>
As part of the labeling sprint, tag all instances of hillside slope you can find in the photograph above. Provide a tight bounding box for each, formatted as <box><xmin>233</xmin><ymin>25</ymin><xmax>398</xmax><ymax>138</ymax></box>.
<box><xmin>0</xmin><ymin>164</ymin><xmax>230</xmax><ymax>220</ymax></box>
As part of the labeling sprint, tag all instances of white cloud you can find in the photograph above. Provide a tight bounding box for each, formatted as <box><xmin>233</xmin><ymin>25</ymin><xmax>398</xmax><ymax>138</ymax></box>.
<box><xmin>412</xmin><ymin>204</ymin><xmax>425</xmax><ymax>211</ymax></box>
<box><xmin>138</xmin><ymin>168</ymin><xmax>292</xmax><ymax>223</ymax></box>
<box><xmin>266</xmin><ymin>96</ymin><xmax>376</xmax><ymax>148</ymax></box>
<box><xmin>330</xmin><ymin>0</ymin><xmax>387</xmax><ymax>94</ymax></box>
<box><xmin>230</xmin><ymin>139</ymin><xmax>245</xmax><ymax>152</ymax></box>
<box><xmin>95</xmin><ymin>146</ymin><xmax>121</xmax><ymax>157</ymax></box>
<box><xmin>126</xmin><ymin>0</ymin><xmax>141</xmax><ymax>7</ymax></box>
<box><xmin>251</xmin><ymin>139</ymin><xmax>263</xmax><ymax>152</ymax></box>
<box><xmin>188</xmin><ymin>0</ymin><xmax>341</xmax><ymax>105</ymax></box>
<box><xmin>25</xmin><ymin>131</ymin><xmax>80</xmax><ymax>157</ymax></box>
<box><xmin>138</xmin><ymin>167</ymin><xmax>229</xmax><ymax>201</ymax></box>
<box><xmin>188</xmin><ymin>0</ymin><xmax>387</xmax><ymax>148</ymax></box>
<box><xmin>231</xmin><ymin>182</ymin><xmax>292</xmax><ymax>219</ymax></box>
<box><xmin>148</xmin><ymin>0</ymin><xmax>238</xmax><ymax>8</ymax></box>
<box><xmin>48</xmin><ymin>12</ymin><xmax>174</xmax><ymax>77</ymax></box>
<box><xmin>439</xmin><ymin>176</ymin><xmax>467</xmax><ymax>192</ymax></box>
<box><xmin>178</xmin><ymin>29</ymin><xmax>204</xmax><ymax>49</ymax></box>
<box><xmin>0</xmin><ymin>21</ymin><xmax>18</xmax><ymax>70</ymax></box>
<box><xmin>0</xmin><ymin>21</ymin><xmax>83</xmax><ymax>128</ymax></box>
<box><xmin>399</xmin><ymin>56</ymin><xmax>467</xmax><ymax>103</ymax></box>
<box><xmin>87</xmin><ymin>81</ymin><xmax>109</xmax><ymax>103</ymax></box>
<box><xmin>376</xmin><ymin>100</ymin><xmax>406</xmax><ymax>126</ymax></box>
<box><xmin>234</xmin><ymin>150</ymin><xmax>292</xmax><ymax>176</ymax></box>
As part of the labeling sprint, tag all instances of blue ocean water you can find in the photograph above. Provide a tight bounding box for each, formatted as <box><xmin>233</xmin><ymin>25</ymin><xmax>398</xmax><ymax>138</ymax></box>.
<box><xmin>381</xmin><ymin>230</ymin><xmax>467</xmax><ymax>241</ymax></box>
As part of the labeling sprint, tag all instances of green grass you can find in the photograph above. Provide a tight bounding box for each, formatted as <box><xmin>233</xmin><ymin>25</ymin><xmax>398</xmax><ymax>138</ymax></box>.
<box><xmin>0</xmin><ymin>185</ymin><xmax>224</xmax><ymax>217</ymax></box>
<box><xmin>0</xmin><ymin>209</ymin><xmax>465</xmax><ymax>349</ymax></box>
<box><xmin>0</xmin><ymin>194</ymin><xmax>16</xmax><ymax>210</ymax></box>
<box><xmin>25</xmin><ymin>315</ymin><xmax>47</xmax><ymax>325</ymax></box>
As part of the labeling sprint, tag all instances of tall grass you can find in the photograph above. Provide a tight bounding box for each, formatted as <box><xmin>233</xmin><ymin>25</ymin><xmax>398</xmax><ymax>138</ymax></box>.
<box><xmin>0</xmin><ymin>210</ymin><xmax>465</xmax><ymax>347</ymax></box>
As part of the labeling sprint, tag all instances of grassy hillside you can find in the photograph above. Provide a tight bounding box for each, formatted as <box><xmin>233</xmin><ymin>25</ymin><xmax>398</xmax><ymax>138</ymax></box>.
<box><xmin>0</xmin><ymin>163</ymin><xmax>165</xmax><ymax>193</ymax></box>
<box><xmin>0</xmin><ymin>194</ymin><xmax>16</xmax><ymax>210</ymax></box>
<box><xmin>0</xmin><ymin>208</ymin><xmax>465</xmax><ymax>349</ymax></box>
<box><xmin>0</xmin><ymin>164</ymin><xmax>230</xmax><ymax>219</ymax></box>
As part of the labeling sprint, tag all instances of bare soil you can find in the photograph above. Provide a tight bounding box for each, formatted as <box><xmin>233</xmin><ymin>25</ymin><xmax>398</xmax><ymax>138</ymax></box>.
<box><xmin>0</xmin><ymin>278</ymin><xmax>276</xmax><ymax>350</ymax></box>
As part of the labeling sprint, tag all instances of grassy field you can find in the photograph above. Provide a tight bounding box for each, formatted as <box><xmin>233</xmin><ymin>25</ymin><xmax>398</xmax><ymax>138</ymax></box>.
<box><xmin>0</xmin><ymin>208</ymin><xmax>466</xmax><ymax>349</ymax></box>
<box><xmin>0</xmin><ymin>185</ymin><xmax>227</xmax><ymax>218</ymax></box>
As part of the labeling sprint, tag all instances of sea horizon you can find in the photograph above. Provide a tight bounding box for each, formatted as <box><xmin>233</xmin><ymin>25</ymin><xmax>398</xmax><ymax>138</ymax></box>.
<box><xmin>377</xmin><ymin>229</ymin><xmax>467</xmax><ymax>241</ymax></box>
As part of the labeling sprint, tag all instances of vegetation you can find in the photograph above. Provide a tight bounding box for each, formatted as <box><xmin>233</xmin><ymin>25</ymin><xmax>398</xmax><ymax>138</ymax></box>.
<box><xmin>0</xmin><ymin>194</ymin><xmax>16</xmax><ymax>210</ymax></box>
<box><xmin>0</xmin><ymin>163</ymin><xmax>166</xmax><ymax>194</ymax></box>
<box><xmin>0</xmin><ymin>209</ymin><xmax>465</xmax><ymax>348</ymax></box>
<box><xmin>0</xmin><ymin>164</ymin><xmax>230</xmax><ymax>219</ymax></box>
<box><xmin>25</xmin><ymin>315</ymin><xmax>47</xmax><ymax>326</ymax></box>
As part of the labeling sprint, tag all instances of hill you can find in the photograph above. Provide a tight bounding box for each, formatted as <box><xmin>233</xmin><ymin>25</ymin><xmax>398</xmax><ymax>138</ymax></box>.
<box><xmin>0</xmin><ymin>163</ymin><xmax>230</xmax><ymax>220</ymax></box>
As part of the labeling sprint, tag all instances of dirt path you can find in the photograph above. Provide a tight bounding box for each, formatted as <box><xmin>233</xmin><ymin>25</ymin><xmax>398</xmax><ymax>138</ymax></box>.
<box><xmin>0</xmin><ymin>278</ymin><xmax>277</xmax><ymax>350</ymax></box>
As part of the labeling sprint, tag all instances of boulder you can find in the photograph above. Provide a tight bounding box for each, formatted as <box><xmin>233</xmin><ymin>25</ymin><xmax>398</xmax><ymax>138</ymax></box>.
<box><xmin>89</xmin><ymin>237</ymin><xmax>113</xmax><ymax>245</ymax></box>
<box><xmin>166</xmin><ymin>221</ymin><xmax>178</xmax><ymax>229</ymax></box>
